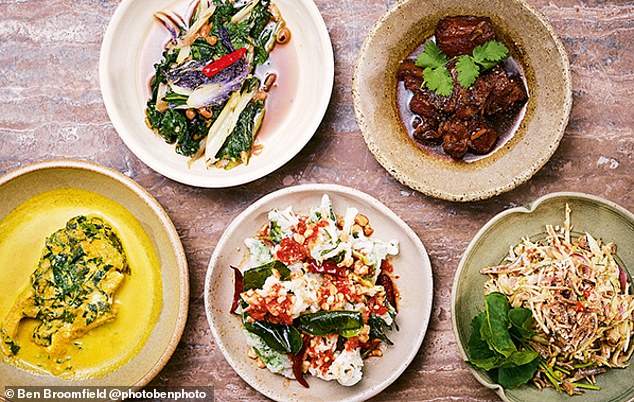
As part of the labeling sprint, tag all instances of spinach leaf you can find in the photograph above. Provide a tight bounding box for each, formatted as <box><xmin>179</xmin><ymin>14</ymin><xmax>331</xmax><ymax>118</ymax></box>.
<box><xmin>243</xmin><ymin>316</ymin><xmax>302</xmax><ymax>354</ymax></box>
<box><xmin>466</xmin><ymin>293</ymin><xmax>540</xmax><ymax>390</ymax></box>
<box><xmin>481</xmin><ymin>292</ymin><xmax>516</xmax><ymax>358</ymax></box>
<box><xmin>497</xmin><ymin>358</ymin><xmax>540</xmax><ymax>389</ymax></box>
<box><xmin>243</xmin><ymin>260</ymin><xmax>290</xmax><ymax>291</ymax></box>
<box><xmin>191</xmin><ymin>37</ymin><xmax>221</xmax><ymax>62</ymax></box>
<box><xmin>215</xmin><ymin>99</ymin><xmax>264</xmax><ymax>166</ymax></box>
<box><xmin>176</xmin><ymin>115</ymin><xmax>208</xmax><ymax>157</ymax></box>
<box><xmin>508</xmin><ymin>307</ymin><xmax>535</xmax><ymax>339</ymax></box>
<box><xmin>157</xmin><ymin>109</ymin><xmax>188</xmax><ymax>144</ymax></box>
<box><xmin>468</xmin><ymin>312</ymin><xmax>500</xmax><ymax>370</ymax></box>
<box><xmin>298</xmin><ymin>311</ymin><xmax>364</xmax><ymax>337</ymax></box>
<box><xmin>505</xmin><ymin>350</ymin><xmax>540</xmax><ymax>367</ymax></box>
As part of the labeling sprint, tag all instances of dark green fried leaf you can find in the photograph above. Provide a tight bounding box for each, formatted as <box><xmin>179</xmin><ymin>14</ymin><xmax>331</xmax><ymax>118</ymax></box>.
<box><xmin>243</xmin><ymin>260</ymin><xmax>290</xmax><ymax>291</ymax></box>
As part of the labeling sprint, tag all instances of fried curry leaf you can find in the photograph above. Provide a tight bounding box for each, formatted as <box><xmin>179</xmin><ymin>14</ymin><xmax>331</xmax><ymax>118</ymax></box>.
<box><xmin>243</xmin><ymin>260</ymin><xmax>290</xmax><ymax>291</ymax></box>
<box><xmin>368</xmin><ymin>314</ymin><xmax>394</xmax><ymax>345</ymax></box>
<box><xmin>298</xmin><ymin>311</ymin><xmax>364</xmax><ymax>337</ymax></box>
<box><xmin>243</xmin><ymin>317</ymin><xmax>302</xmax><ymax>354</ymax></box>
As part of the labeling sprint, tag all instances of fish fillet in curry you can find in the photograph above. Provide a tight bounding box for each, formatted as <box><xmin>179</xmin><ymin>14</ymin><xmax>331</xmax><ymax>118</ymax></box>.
<box><xmin>0</xmin><ymin>215</ymin><xmax>129</xmax><ymax>360</ymax></box>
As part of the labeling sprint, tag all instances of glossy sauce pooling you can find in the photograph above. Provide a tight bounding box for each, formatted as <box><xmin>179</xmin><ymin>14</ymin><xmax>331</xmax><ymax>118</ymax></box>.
<box><xmin>396</xmin><ymin>38</ymin><xmax>529</xmax><ymax>163</ymax></box>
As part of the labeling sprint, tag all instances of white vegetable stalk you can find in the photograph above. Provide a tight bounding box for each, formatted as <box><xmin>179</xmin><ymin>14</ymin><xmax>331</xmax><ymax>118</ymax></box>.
<box><xmin>204</xmin><ymin>84</ymin><xmax>258</xmax><ymax>166</ymax></box>
<box><xmin>231</xmin><ymin>0</ymin><xmax>260</xmax><ymax>24</ymax></box>
<box><xmin>178</xmin><ymin>4</ymin><xmax>216</xmax><ymax>47</ymax></box>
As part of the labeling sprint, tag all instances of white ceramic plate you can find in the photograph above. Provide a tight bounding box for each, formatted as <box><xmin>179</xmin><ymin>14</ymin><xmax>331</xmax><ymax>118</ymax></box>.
<box><xmin>204</xmin><ymin>184</ymin><xmax>433</xmax><ymax>401</ymax></box>
<box><xmin>100</xmin><ymin>0</ymin><xmax>334</xmax><ymax>187</ymax></box>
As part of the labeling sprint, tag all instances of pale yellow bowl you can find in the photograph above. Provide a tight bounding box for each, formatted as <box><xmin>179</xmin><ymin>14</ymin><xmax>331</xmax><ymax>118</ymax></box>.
<box><xmin>353</xmin><ymin>0</ymin><xmax>572</xmax><ymax>202</ymax></box>
<box><xmin>0</xmin><ymin>160</ymin><xmax>188</xmax><ymax>389</ymax></box>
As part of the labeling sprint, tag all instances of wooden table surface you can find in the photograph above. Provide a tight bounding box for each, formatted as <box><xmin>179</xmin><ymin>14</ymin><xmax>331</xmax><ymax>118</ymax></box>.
<box><xmin>1</xmin><ymin>0</ymin><xmax>633</xmax><ymax>400</ymax></box>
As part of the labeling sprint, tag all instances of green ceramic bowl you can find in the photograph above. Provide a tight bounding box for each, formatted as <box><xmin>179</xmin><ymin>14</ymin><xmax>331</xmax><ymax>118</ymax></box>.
<box><xmin>452</xmin><ymin>192</ymin><xmax>634</xmax><ymax>401</ymax></box>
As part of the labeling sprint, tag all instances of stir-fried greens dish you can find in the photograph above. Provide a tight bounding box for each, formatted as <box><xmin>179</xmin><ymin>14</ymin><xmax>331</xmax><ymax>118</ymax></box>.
<box><xmin>230</xmin><ymin>195</ymin><xmax>400</xmax><ymax>387</ymax></box>
<box><xmin>468</xmin><ymin>205</ymin><xmax>634</xmax><ymax>395</ymax></box>
<box><xmin>0</xmin><ymin>216</ymin><xmax>129</xmax><ymax>368</ymax></box>
<box><xmin>145</xmin><ymin>0</ymin><xmax>290</xmax><ymax>169</ymax></box>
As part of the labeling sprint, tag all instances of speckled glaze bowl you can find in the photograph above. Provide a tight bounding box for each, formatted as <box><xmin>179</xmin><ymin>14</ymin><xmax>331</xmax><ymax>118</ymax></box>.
<box><xmin>353</xmin><ymin>0</ymin><xmax>572</xmax><ymax>202</ymax></box>
<box><xmin>204</xmin><ymin>184</ymin><xmax>433</xmax><ymax>402</ymax></box>
<box><xmin>452</xmin><ymin>192</ymin><xmax>634</xmax><ymax>401</ymax></box>
<box><xmin>0</xmin><ymin>160</ymin><xmax>188</xmax><ymax>390</ymax></box>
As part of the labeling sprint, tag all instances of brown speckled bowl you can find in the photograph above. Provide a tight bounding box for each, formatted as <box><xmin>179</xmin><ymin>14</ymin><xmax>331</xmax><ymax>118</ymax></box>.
<box><xmin>353</xmin><ymin>0</ymin><xmax>572</xmax><ymax>202</ymax></box>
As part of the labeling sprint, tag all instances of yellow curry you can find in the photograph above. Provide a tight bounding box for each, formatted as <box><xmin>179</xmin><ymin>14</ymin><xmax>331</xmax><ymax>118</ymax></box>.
<box><xmin>1</xmin><ymin>216</ymin><xmax>129</xmax><ymax>360</ymax></box>
<box><xmin>0</xmin><ymin>189</ymin><xmax>162</xmax><ymax>379</ymax></box>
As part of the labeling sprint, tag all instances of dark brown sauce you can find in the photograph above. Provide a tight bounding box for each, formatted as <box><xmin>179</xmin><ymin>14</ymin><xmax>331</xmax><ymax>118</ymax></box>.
<box><xmin>396</xmin><ymin>37</ymin><xmax>529</xmax><ymax>163</ymax></box>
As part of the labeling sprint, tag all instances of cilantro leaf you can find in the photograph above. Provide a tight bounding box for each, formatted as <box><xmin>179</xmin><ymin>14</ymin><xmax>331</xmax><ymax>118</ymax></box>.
<box><xmin>455</xmin><ymin>55</ymin><xmax>480</xmax><ymax>88</ymax></box>
<box><xmin>415</xmin><ymin>41</ymin><xmax>447</xmax><ymax>69</ymax></box>
<box><xmin>472</xmin><ymin>41</ymin><xmax>509</xmax><ymax>70</ymax></box>
<box><xmin>423</xmin><ymin>66</ymin><xmax>454</xmax><ymax>97</ymax></box>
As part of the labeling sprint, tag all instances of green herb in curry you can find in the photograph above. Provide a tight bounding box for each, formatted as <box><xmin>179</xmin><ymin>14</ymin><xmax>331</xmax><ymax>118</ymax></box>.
<box><xmin>0</xmin><ymin>216</ymin><xmax>129</xmax><ymax>359</ymax></box>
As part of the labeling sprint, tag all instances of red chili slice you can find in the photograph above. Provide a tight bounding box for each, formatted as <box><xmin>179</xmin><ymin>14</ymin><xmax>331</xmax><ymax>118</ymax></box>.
<box><xmin>230</xmin><ymin>265</ymin><xmax>243</xmax><ymax>314</ymax></box>
<box><xmin>291</xmin><ymin>335</ymin><xmax>310</xmax><ymax>388</ymax></box>
<box><xmin>305</xmin><ymin>258</ymin><xmax>344</xmax><ymax>277</ymax></box>
<box><xmin>377</xmin><ymin>272</ymin><xmax>397</xmax><ymax>312</ymax></box>
<box><xmin>202</xmin><ymin>47</ymin><xmax>247</xmax><ymax>78</ymax></box>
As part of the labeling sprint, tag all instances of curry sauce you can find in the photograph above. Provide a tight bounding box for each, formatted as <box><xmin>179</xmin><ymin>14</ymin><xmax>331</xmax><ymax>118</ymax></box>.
<box><xmin>0</xmin><ymin>189</ymin><xmax>162</xmax><ymax>379</ymax></box>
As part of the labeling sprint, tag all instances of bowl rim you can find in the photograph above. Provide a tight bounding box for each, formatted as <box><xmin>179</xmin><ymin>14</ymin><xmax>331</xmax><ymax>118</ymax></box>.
<box><xmin>99</xmin><ymin>0</ymin><xmax>334</xmax><ymax>188</ymax></box>
<box><xmin>352</xmin><ymin>0</ymin><xmax>573</xmax><ymax>202</ymax></box>
<box><xmin>0</xmin><ymin>159</ymin><xmax>189</xmax><ymax>388</ymax></box>
<box><xmin>450</xmin><ymin>191</ymin><xmax>634</xmax><ymax>400</ymax></box>
<box><xmin>203</xmin><ymin>183</ymin><xmax>434</xmax><ymax>401</ymax></box>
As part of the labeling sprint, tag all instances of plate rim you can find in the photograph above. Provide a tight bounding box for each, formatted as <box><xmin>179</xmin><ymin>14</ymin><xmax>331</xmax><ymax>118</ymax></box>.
<box><xmin>351</xmin><ymin>0</ymin><xmax>573</xmax><ymax>202</ymax></box>
<box><xmin>99</xmin><ymin>0</ymin><xmax>335</xmax><ymax>188</ymax></box>
<box><xmin>204</xmin><ymin>183</ymin><xmax>434</xmax><ymax>401</ymax></box>
<box><xmin>0</xmin><ymin>159</ymin><xmax>189</xmax><ymax>388</ymax></box>
<box><xmin>450</xmin><ymin>191</ymin><xmax>634</xmax><ymax>401</ymax></box>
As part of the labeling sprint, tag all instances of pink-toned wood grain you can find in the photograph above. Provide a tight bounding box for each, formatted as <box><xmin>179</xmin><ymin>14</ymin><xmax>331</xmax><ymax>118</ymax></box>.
<box><xmin>0</xmin><ymin>0</ymin><xmax>632</xmax><ymax>400</ymax></box>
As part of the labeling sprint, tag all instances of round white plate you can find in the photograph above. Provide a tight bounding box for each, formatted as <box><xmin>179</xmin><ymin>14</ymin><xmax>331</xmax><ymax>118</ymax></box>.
<box><xmin>204</xmin><ymin>184</ymin><xmax>433</xmax><ymax>401</ymax></box>
<box><xmin>100</xmin><ymin>0</ymin><xmax>334</xmax><ymax>187</ymax></box>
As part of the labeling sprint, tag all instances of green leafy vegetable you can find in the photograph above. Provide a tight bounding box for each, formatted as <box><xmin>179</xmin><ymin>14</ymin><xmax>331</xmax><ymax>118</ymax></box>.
<box><xmin>243</xmin><ymin>316</ymin><xmax>302</xmax><ymax>354</ymax></box>
<box><xmin>215</xmin><ymin>99</ymin><xmax>265</xmax><ymax>168</ymax></box>
<box><xmin>422</xmin><ymin>66</ymin><xmax>454</xmax><ymax>97</ymax></box>
<box><xmin>368</xmin><ymin>314</ymin><xmax>394</xmax><ymax>345</ymax></box>
<box><xmin>472</xmin><ymin>41</ymin><xmax>510</xmax><ymax>70</ymax></box>
<box><xmin>455</xmin><ymin>55</ymin><xmax>479</xmax><ymax>88</ymax></box>
<box><xmin>508</xmin><ymin>307</ymin><xmax>535</xmax><ymax>339</ymax></box>
<box><xmin>467</xmin><ymin>292</ymin><xmax>540</xmax><ymax>389</ymax></box>
<box><xmin>243</xmin><ymin>260</ymin><xmax>290</xmax><ymax>291</ymax></box>
<box><xmin>481</xmin><ymin>292</ymin><xmax>516</xmax><ymax>357</ymax></box>
<box><xmin>497</xmin><ymin>358</ymin><xmax>540</xmax><ymax>389</ymax></box>
<box><xmin>298</xmin><ymin>311</ymin><xmax>364</xmax><ymax>337</ymax></box>
<box><xmin>414</xmin><ymin>40</ymin><xmax>510</xmax><ymax>96</ymax></box>
<box><xmin>415</xmin><ymin>41</ymin><xmax>447</xmax><ymax>69</ymax></box>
